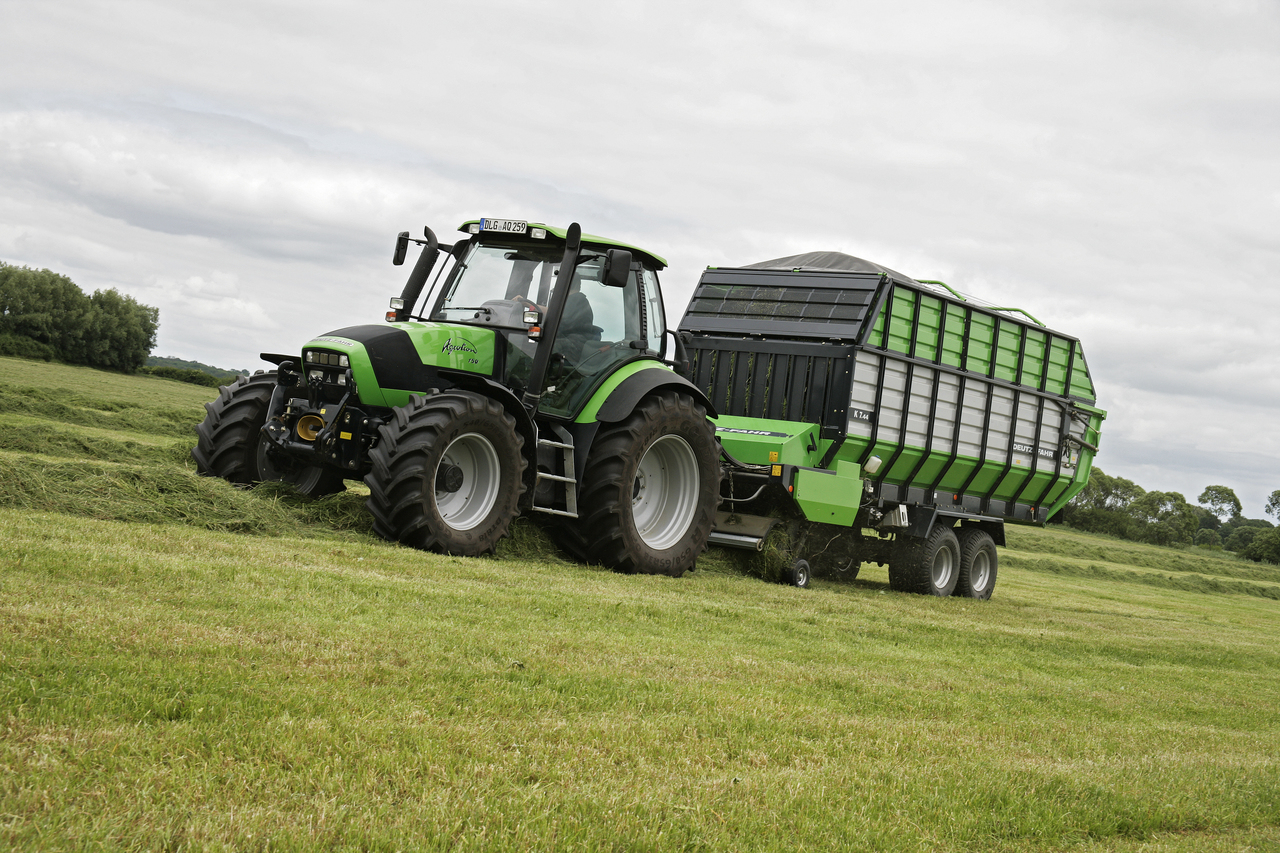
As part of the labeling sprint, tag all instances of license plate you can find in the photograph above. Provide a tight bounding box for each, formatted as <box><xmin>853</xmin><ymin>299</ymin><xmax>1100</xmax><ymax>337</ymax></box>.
<box><xmin>480</xmin><ymin>218</ymin><xmax>527</xmax><ymax>234</ymax></box>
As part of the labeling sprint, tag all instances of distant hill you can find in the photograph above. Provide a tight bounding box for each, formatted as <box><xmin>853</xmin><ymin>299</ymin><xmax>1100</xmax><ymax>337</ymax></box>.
<box><xmin>146</xmin><ymin>356</ymin><xmax>249</xmax><ymax>378</ymax></box>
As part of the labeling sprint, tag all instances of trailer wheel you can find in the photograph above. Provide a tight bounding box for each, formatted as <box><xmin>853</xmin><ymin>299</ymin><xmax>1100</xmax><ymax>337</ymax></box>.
<box><xmin>365</xmin><ymin>392</ymin><xmax>526</xmax><ymax>556</ymax></box>
<box><xmin>572</xmin><ymin>390</ymin><xmax>719</xmax><ymax>577</ymax></box>
<box><xmin>193</xmin><ymin>373</ymin><xmax>344</xmax><ymax>498</ymax></box>
<box><xmin>889</xmin><ymin>524</ymin><xmax>960</xmax><ymax>596</ymax></box>
<box><xmin>956</xmin><ymin>528</ymin><xmax>998</xmax><ymax>600</ymax></box>
<box><xmin>788</xmin><ymin>559</ymin><xmax>811</xmax><ymax>589</ymax></box>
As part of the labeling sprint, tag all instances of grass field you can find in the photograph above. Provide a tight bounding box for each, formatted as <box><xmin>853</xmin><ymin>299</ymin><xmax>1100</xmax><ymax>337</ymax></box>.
<box><xmin>2</xmin><ymin>356</ymin><xmax>1279</xmax><ymax>852</ymax></box>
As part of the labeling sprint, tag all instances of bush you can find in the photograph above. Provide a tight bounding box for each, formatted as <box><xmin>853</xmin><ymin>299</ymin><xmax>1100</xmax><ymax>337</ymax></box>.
<box><xmin>1241</xmin><ymin>528</ymin><xmax>1280</xmax><ymax>565</ymax></box>
<box><xmin>1225</xmin><ymin>526</ymin><xmax>1261</xmax><ymax>553</ymax></box>
<box><xmin>1194</xmin><ymin>528</ymin><xmax>1221</xmax><ymax>548</ymax></box>
<box><xmin>0</xmin><ymin>331</ymin><xmax>56</xmax><ymax>361</ymax></box>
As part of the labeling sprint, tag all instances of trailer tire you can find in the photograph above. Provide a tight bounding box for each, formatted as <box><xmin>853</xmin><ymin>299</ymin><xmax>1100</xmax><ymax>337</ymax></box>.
<box><xmin>193</xmin><ymin>373</ymin><xmax>344</xmax><ymax>498</ymax></box>
<box><xmin>365</xmin><ymin>391</ymin><xmax>526</xmax><ymax>556</ymax></box>
<box><xmin>788</xmin><ymin>559</ymin><xmax>811</xmax><ymax>589</ymax></box>
<box><xmin>955</xmin><ymin>528</ymin><xmax>998</xmax><ymax>600</ymax></box>
<box><xmin>571</xmin><ymin>391</ymin><xmax>719</xmax><ymax>577</ymax></box>
<box><xmin>889</xmin><ymin>524</ymin><xmax>960</xmax><ymax>596</ymax></box>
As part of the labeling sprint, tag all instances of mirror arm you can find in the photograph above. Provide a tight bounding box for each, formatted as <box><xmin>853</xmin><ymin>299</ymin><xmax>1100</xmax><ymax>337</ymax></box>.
<box><xmin>396</xmin><ymin>226</ymin><xmax>439</xmax><ymax>321</ymax></box>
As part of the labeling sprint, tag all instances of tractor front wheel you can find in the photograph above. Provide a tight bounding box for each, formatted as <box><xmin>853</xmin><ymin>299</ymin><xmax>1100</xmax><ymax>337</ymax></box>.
<box><xmin>572</xmin><ymin>391</ymin><xmax>719</xmax><ymax>577</ymax></box>
<box><xmin>193</xmin><ymin>373</ymin><xmax>344</xmax><ymax>498</ymax></box>
<box><xmin>364</xmin><ymin>392</ymin><xmax>526</xmax><ymax>556</ymax></box>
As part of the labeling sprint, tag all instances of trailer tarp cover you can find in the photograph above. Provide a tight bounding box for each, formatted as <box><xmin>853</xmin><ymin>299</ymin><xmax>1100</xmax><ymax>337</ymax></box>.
<box><xmin>743</xmin><ymin>251</ymin><xmax>916</xmax><ymax>284</ymax></box>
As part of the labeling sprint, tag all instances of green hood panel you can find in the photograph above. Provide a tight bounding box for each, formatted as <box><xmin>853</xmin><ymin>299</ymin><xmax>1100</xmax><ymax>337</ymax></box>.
<box><xmin>307</xmin><ymin>322</ymin><xmax>497</xmax><ymax>409</ymax></box>
<box><xmin>397</xmin><ymin>323</ymin><xmax>497</xmax><ymax>373</ymax></box>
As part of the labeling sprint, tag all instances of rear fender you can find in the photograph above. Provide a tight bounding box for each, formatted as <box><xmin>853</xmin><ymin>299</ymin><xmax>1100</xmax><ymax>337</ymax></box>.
<box><xmin>560</xmin><ymin>365</ymin><xmax>716</xmax><ymax>498</ymax></box>
<box><xmin>590</xmin><ymin>367</ymin><xmax>717</xmax><ymax>424</ymax></box>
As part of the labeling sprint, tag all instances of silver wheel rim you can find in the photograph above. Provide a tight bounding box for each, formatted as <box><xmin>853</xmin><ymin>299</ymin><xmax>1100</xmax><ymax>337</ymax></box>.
<box><xmin>434</xmin><ymin>432</ymin><xmax>501</xmax><ymax>531</ymax></box>
<box><xmin>970</xmin><ymin>549</ymin><xmax>992</xmax><ymax>591</ymax></box>
<box><xmin>632</xmin><ymin>434</ymin><xmax>699</xmax><ymax>551</ymax></box>
<box><xmin>931</xmin><ymin>545</ymin><xmax>955</xmax><ymax>591</ymax></box>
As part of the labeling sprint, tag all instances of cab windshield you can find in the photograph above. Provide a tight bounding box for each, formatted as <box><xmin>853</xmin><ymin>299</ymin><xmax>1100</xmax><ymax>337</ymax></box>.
<box><xmin>434</xmin><ymin>243</ymin><xmax>564</xmax><ymax>321</ymax></box>
<box><xmin>433</xmin><ymin>242</ymin><xmax>644</xmax><ymax>346</ymax></box>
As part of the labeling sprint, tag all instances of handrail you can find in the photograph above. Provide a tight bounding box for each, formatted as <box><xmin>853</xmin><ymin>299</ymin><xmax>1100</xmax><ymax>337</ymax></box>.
<box><xmin>916</xmin><ymin>279</ymin><xmax>967</xmax><ymax>301</ymax></box>
<box><xmin>916</xmin><ymin>280</ymin><xmax>1046</xmax><ymax>327</ymax></box>
<box><xmin>985</xmin><ymin>307</ymin><xmax>1046</xmax><ymax>327</ymax></box>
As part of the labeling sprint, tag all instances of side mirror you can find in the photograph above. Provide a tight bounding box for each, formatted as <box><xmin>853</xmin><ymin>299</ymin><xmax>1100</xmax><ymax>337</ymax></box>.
<box><xmin>393</xmin><ymin>231</ymin><xmax>410</xmax><ymax>266</ymax></box>
<box><xmin>603</xmin><ymin>249</ymin><xmax>632</xmax><ymax>288</ymax></box>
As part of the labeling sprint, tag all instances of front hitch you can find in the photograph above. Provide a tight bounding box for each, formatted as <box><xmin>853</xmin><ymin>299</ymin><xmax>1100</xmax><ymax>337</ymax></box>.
<box><xmin>261</xmin><ymin>375</ymin><xmax>380</xmax><ymax>475</ymax></box>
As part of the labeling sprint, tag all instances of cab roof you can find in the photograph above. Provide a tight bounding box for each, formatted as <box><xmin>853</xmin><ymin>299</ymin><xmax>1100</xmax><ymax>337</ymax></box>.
<box><xmin>458</xmin><ymin>219</ymin><xmax>667</xmax><ymax>270</ymax></box>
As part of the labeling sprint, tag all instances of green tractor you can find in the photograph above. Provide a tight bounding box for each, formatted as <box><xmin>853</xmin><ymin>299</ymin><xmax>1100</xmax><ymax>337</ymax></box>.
<box><xmin>193</xmin><ymin>219</ymin><xmax>720</xmax><ymax>576</ymax></box>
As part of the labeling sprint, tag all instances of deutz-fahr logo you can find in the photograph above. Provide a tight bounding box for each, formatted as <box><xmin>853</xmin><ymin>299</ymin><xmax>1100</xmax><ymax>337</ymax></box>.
<box><xmin>1014</xmin><ymin>442</ymin><xmax>1057</xmax><ymax>460</ymax></box>
<box><xmin>442</xmin><ymin>336</ymin><xmax>480</xmax><ymax>365</ymax></box>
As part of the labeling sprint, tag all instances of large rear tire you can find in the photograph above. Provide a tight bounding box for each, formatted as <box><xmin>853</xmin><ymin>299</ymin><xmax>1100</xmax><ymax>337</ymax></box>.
<box><xmin>955</xmin><ymin>528</ymin><xmax>998</xmax><ymax>599</ymax></box>
<box><xmin>569</xmin><ymin>391</ymin><xmax>719</xmax><ymax>577</ymax></box>
<box><xmin>364</xmin><ymin>392</ymin><xmax>526</xmax><ymax>556</ymax></box>
<box><xmin>193</xmin><ymin>374</ymin><xmax>344</xmax><ymax>498</ymax></box>
<box><xmin>889</xmin><ymin>524</ymin><xmax>960</xmax><ymax>596</ymax></box>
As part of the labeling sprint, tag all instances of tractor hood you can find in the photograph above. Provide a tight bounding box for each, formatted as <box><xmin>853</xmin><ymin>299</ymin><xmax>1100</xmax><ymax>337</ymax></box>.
<box><xmin>305</xmin><ymin>322</ymin><xmax>497</xmax><ymax>409</ymax></box>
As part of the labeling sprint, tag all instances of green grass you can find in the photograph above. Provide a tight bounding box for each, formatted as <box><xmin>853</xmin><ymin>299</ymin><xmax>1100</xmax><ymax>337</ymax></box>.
<box><xmin>2</xmin><ymin>355</ymin><xmax>1279</xmax><ymax>852</ymax></box>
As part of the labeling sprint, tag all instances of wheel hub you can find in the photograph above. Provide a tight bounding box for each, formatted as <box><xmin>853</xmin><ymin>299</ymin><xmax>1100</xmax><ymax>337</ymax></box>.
<box><xmin>433</xmin><ymin>432</ymin><xmax>502</xmax><ymax>531</ymax></box>
<box><xmin>932</xmin><ymin>547</ymin><xmax>955</xmax><ymax>590</ymax></box>
<box><xmin>970</xmin><ymin>551</ymin><xmax>991</xmax><ymax>590</ymax></box>
<box><xmin>436</xmin><ymin>463</ymin><xmax>465</xmax><ymax>493</ymax></box>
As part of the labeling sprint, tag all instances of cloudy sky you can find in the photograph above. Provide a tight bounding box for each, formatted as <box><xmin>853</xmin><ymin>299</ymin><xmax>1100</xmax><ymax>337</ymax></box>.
<box><xmin>3</xmin><ymin>0</ymin><xmax>1278</xmax><ymax>514</ymax></box>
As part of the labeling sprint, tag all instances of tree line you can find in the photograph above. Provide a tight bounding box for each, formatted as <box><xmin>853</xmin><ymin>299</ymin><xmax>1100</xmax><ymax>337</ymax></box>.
<box><xmin>1060</xmin><ymin>468</ymin><xmax>1280</xmax><ymax>564</ymax></box>
<box><xmin>137</xmin><ymin>364</ymin><xmax>243</xmax><ymax>388</ymax></box>
<box><xmin>0</xmin><ymin>261</ymin><xmax>158</xmax><ymax>373</ymax></box>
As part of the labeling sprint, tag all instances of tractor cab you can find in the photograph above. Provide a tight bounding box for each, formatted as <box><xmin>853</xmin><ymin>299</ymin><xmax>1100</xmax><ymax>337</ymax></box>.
<box><xmin>395</xmin><ymin>219</ymin><xmax>670</xmax><ymax>419</ymax></box>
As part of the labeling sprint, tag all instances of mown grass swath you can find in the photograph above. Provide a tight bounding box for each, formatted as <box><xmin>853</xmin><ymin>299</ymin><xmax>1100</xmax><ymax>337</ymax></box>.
<box><xmin>2</xmin><ymin>355</ymin><xmax>1279</xmax><ymax>852</ymax></box>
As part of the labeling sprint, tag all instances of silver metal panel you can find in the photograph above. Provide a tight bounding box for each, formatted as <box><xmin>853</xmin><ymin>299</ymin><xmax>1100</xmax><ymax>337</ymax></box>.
<box><xmin>846</xmin><ymin>349</ymin><xmax>1076</xmax><ymax>480</ymax></box>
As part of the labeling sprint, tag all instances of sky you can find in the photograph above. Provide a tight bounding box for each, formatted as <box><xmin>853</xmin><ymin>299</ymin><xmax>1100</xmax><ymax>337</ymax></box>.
<box><xmin>2</xmin><ymin>0</ymin><xmax>1278</xmax><ymax>515</ymax></box>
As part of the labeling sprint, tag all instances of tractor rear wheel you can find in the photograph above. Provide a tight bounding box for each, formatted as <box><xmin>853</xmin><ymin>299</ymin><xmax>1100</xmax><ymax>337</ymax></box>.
<box><xmin>364</xmin><ymin>391</ymin><xmax>526</xmax><ymax>556</ymax></box>
<box><xmin>888</xmin><ymin>524</ymin><xmax>960</xmax><ymax>596</ymax></box>
<box><xmin>570</xmin><ymin>391</ymin><xmax>719</xmax><ymax>577</ymax></box>
<box><xmin>193</xmin><ymin>373</ymin><xmax>344</xmax><ymax>498</ymax></box>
